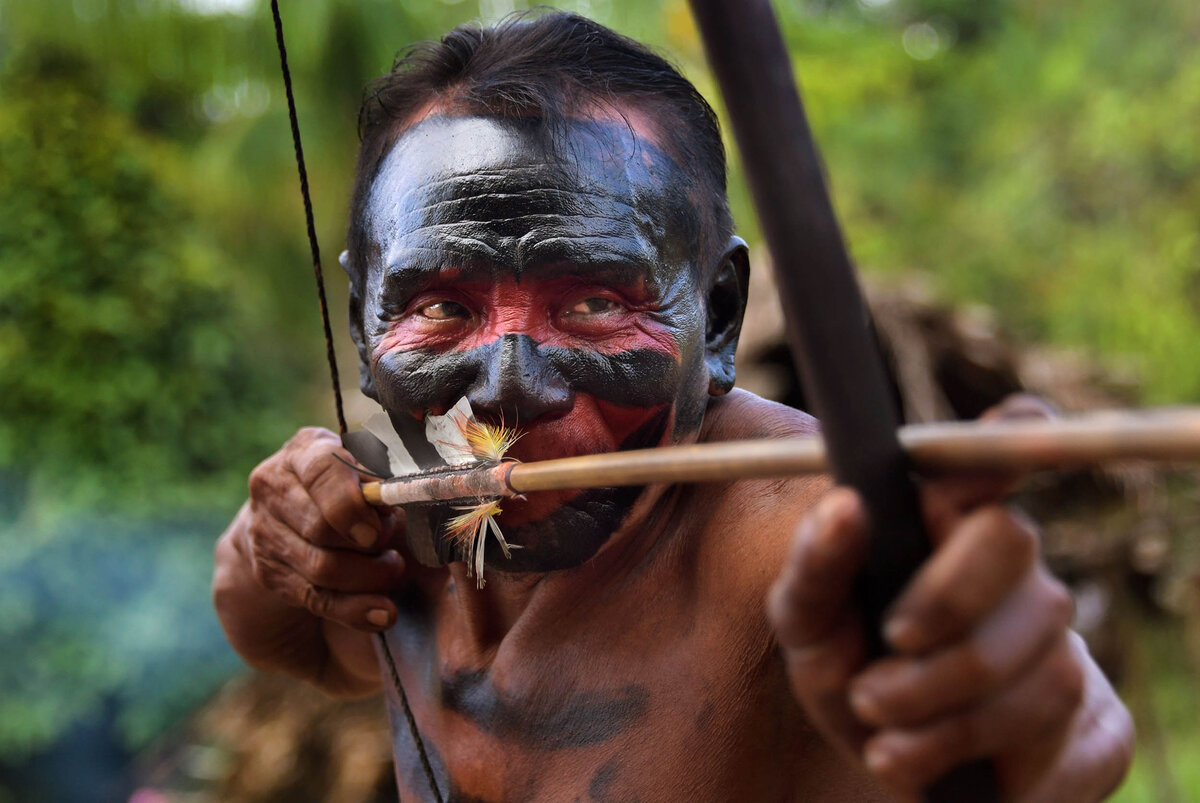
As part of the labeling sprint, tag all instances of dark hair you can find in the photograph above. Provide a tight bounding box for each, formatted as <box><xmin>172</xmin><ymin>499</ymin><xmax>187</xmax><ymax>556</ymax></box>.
<box><xmin>343</xmin><ymin>11</ymin><xmax>732</xmax><ymax>291</ymax></box>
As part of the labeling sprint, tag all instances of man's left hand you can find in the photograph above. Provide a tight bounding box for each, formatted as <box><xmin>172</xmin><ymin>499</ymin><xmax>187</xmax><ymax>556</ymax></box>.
<box><xmin>768</xmin><ymin>468</ymin><xmax>1134</xmax><ymax>801</ymax></box>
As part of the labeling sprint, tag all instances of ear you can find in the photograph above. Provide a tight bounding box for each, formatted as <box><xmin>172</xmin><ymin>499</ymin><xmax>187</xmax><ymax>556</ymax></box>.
<box><xmin>704</xmin><ymin>236</ymin><xmax>750</xmax><ymax>396</ymax></box>
<box><xmin>341</xmin><ymin>249</ymin><xmax>378</xmax><ymax>400</ymax></box>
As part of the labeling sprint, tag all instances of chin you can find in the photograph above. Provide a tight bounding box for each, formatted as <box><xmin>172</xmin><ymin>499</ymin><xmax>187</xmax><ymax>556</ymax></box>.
<box><xmin>486</xmin><ymin>483</ymin><xmax>646</xmax><ymax>572</ymax></box>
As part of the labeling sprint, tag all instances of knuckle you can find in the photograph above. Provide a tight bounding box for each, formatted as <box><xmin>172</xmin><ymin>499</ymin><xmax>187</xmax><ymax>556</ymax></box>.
<box><xmin>294</xmin><ymin>426</ymin><xmax>335</xmax><ymax>447</ymax></box>
<box><xmin>249</xmin><ymin>556</ymin><xmax>270</xmax><ymax>588</ymax></box>
<box><xmin>246</xmin><ymin>520</ymin><xmax>278</xmax><ymax>559</ymax></box>
<box><xmin>246</xmin><ymin>518</ymin><xmax>266</xmax><ymax>548</ymax></box>
<box><xmin>298</xmin><ymin>509</ymin><xmax>331</xmax><ymax>545</ymax></box>
<box><xmin>250</xmin><ymin>554</ymin><xmax>283</xmax><ymax>592</ymax></box>
<box><xmin>305</xmin><ymin>550</ymin><xmax>339</xmax><ymax>586</ymax></box>
<box><xmin>300</xmin><ymin>582</ymin><xmax>332</xmax><ymax>618</ymax></box>
<box><xmin>248</xmin><ymin>461</ymin><xmax>275</xmax><ymax>499</ymax></box>
<box><xmin>309</xmin><ymin>455</ymin><xmax>357</xmax><ymax>501</ymax></box>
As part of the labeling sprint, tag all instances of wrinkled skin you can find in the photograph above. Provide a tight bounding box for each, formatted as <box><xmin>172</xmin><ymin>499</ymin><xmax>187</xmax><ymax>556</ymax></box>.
<box><xmin>350</xmin><ymin>115</ymin><xmax>737</xmax><ymax>570</ymax></box>
<box><xmin>214</xmin><ymin>110</ymin><xmax>1133</xmax><ymax>801</ymax></box>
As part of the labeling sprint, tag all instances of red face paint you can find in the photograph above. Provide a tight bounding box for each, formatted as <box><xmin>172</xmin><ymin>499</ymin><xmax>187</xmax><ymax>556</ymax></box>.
<box><xmin>351</xmin><ymin>115</ymin><xmax>718</xmax><ymax>569</ymax></box>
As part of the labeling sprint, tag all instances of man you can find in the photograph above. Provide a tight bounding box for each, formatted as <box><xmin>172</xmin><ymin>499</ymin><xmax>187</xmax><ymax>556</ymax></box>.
<box><xmin>213</xmin><ymin>12</ymin><xmax>1133</xmax><ymax>801</ymax></box>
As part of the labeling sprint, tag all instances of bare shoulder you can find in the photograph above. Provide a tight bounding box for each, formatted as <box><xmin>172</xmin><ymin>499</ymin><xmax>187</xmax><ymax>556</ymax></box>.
<box><xmin>700</xmin><ymin>386</ymin><xmax>820</xmax><ymax>441</ymax></box>
<box><xmin>700</xmin><ymin>388</ymin><xmax>821</xmax><ymax>442</ymax></box>
<box><xmin>697</xmin><ymin>389</ymin><xmax>829</xmax><ymax>526</ymax></box>
<box><xmin>692</xmin><ymin>390</ymin><xmax>831</xmax><ymax>624</ymax></box>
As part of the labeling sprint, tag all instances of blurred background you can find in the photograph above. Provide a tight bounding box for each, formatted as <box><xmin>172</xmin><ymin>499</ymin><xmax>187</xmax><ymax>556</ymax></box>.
<box><xmin>1</xmin><ymin>0</ymin><xmax>1198</xmax><ymax>800</ymax></box>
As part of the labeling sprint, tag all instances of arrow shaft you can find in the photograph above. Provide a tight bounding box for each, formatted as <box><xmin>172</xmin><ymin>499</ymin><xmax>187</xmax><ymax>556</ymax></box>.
<box><xmin>362</xmin><ymin>411</ymin><xmax>1200</xmax><ymax>506</ymax></box>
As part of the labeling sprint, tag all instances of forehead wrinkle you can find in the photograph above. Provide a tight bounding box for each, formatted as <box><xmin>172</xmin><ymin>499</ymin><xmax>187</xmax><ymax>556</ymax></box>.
<box><xmin>365</xmin><ymin>114</ymin><xmax>700</xmax><ymax>288</ymax></box>
<box><xmin>385</xmin><ymin>224</ymin><xmax>659</xmax><ymax>288</ymax></box>
<box><xmin>383</xmin><ymin>239</ymin><xmax>503</xmax><ymax>282</ymax></box>
<box><xmin>394</xmin><ymin>210</ymin><xmax>639</xmax><ymax>236</ymax></box>
<box><xmin>519</xmin><ymin>235</ymin><xmax>657</xmax><ymax>276</ymax></box>
<box><xmin>373</xmin><ymin>180</ymin><xmax>641</xmax><ymax>258</ymax></box>
<box><xmin>395</xmin><ymin>188</ymin><xmax>637</xmax><ymax>221</ymax></box>
<box><xmin>375</xmin><ymin>169</ymin><xmax>597</xmax><ymax>215</ymax></box>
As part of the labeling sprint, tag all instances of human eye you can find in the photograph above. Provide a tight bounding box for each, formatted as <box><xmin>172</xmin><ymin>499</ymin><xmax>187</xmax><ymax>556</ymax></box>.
<box><xmin>563</xmin><ymin>296</ymin><xmax>625</xmax><ymax>317</ymax></box>
<box><xmin>416</xmin><ymin>300</ymin><xmax>470</xmax><ymax>321</ymax></box>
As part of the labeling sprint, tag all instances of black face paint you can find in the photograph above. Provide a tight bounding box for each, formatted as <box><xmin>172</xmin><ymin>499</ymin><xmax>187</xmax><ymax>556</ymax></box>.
<box><xmin>352</xmin><ymin>114</ymin><xmax>719</xmax><ymax>569</ymax></box>
<box><xmin>374</xmin><ymin>335</ymin><xmax>682</xmax><ymax>418</ymax></box>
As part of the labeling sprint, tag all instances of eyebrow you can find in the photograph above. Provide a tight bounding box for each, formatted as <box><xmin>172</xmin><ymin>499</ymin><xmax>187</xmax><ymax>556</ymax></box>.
<box><xmin>383</xmin><ymin>231</ymin><xmax>660</xmax><ymax>288</ymax></box>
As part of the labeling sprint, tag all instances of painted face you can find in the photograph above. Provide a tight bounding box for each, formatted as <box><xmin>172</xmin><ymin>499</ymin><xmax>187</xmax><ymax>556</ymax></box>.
<box><xmin>353</xmin><ymin>114</ymin><xmax>724</xmax><ymax>570</ymax></box>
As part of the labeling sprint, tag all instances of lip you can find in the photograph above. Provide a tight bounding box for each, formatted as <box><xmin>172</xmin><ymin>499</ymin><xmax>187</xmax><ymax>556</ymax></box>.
<box><xmin>485</xmin><ymin>397</ymin><xmax>672</xmax><ymax>527</ymax></box>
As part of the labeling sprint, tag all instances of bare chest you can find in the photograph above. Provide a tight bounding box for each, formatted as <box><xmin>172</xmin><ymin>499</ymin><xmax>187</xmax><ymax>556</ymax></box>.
<box><xmin>377</xmin><ymin>581</ymin><xmax>798</xmax><ymax>802</ymax></box>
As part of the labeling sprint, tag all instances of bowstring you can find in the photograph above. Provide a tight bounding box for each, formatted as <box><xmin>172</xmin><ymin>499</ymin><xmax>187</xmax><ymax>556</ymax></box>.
<box><xmin>269</xmin><ymin>0</ymin><xmax>346</xmax><ymax>435</ymax></box>
<box><xmin>268</xmin><ymin>3</ymin><xmax>443</xmax><ymax>801</ymax></box>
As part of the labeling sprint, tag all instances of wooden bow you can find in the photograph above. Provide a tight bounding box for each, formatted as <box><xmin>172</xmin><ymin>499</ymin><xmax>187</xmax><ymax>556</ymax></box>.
<box><xmin>685</xmin><ymin>0</ymin><xmax>995</xmax><ymax>798</ymax></box>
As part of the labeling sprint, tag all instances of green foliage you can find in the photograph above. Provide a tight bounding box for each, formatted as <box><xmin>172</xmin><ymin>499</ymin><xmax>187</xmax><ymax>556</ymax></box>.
<box><xmin>1</xmin><ymin>0</ymin><xmax>1199</xmax><ymax>796</ymax></box>
<box><xmin>769</xmin><ymin>1</ymin><xmax>1200</xmax><ymax>403</ymax></box>
<box><xmin>0</xmin><ymin>50</ymin><xmax>305</xmax><ymax>515</ymax></box>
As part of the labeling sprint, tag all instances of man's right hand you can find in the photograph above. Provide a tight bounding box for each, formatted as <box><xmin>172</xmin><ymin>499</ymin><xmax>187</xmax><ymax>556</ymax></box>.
<box><xmin>213</xmin><ymin>427</ymin><xmax>407</xmax><ymax>695</ymax></box>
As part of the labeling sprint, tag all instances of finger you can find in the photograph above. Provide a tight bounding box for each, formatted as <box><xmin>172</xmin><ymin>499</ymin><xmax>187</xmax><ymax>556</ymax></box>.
<box><xmin>769</xmin><ymin>488</ymin><xmax>868</xmax><ymax>649</ymax></box>
<box><xmin>919</xmin><ymin>472</ymin><xmax>1023</xmax><ymax>537</ymax></box>
<box><xmin>1017</xmin><ymin>633</ymin><xmax>1134</xmax><ymax>803</ymax></box>
<box><xmin>249</xmin><ymin>436</ymin><xmax>368</xmax><ymax>552</ymax></box>
<box><xmin>247</xmin><ymin>514</ymin><xmax>406</xmax><ymax>594</ymax></box>
<box><xmin>884</xmin><ymin>505</ymin><xmax>1038</xmax><ymax>654</ymax></box>
<box><xmin>851</xmin><ymin>568</ymin><xmax>1073</xmax><ymax>727</ymax></box>
<box><xmin>257</xmin><ymin>477</ymin><xmax>343</xmax><ymax>549</ymax></box>
<box><xmin>862</xmin><ymin>634</ymin><xmax>1084</xmax><ymax>794</ymax></box>
<box><xmin>248</xmin><ymin>549</ymin><xmax>400</xmax><ymax>632</ymax></box>
<box><xmin>282</xmin><ymin>537</ymin><xmax>408</xmax><ymax>595</ymax></box>
<box><xmin>246</xmin><ymin>520</ymin><xmax>401</xmax><ymax>632</ymax></box>
<box><xmin>290</xmin><ymin>430</ymin><xmax>385</xmax><ymax>549</ymax></box>
<box><xmin>917</xmin><ymin>395</ymin><xmax>1057</xmax><ymax>528</ymax></box>
<box><xmin>780</xmin><ymin>608</ymin><xmax>872</xmax><ymax>760</ymax></box>
<box><xmin>252</xmin><ymin>441</ymin><xmax>381</xmax><ymax>553</ymax></box>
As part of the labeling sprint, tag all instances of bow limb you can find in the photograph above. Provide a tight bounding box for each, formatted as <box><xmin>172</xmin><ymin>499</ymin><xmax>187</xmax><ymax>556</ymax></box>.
<box><xmin>685</xmin><ymin>1</ymin><xmax>999</xmax><ymax>799</ymax></box>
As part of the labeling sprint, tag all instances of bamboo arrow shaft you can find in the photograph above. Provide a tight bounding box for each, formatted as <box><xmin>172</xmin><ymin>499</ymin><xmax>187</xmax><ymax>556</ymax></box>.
<box><xmin>361</xmin><ymin>411</ymin><xmax>1200</xmax><ymax>505</ymax></box>
<box><xmin>509</xmin><ymin>411</ymin><xmax>1200</xmax><ymax>489</ymax></box>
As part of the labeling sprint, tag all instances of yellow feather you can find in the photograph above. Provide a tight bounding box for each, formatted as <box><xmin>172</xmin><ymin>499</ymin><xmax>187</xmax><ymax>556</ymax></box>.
<box><xmin>443</xmin><ymin>498</ymin><xmax>519</xmax><ymax>588</ymax></box>
<box><xmin>444</xmin><ymin>499</ymin><xmax>503</xmax><ymax>548</ymax></box>
<box><xmin>456</xmin><ymin>415</ymin><xmax>522</xmax><ymax>462</ymax></box>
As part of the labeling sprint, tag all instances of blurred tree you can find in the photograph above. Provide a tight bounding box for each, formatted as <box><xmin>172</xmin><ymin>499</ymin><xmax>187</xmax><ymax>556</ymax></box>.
<box><xmin>0</xmin><ymin>0</ymin><xmax>1198</xmax><ymax>799</ymax></box>
<box><xmin>0</xmin><ymin>46</ymin><xmax>303</xmax><ymax>515</ymax></box>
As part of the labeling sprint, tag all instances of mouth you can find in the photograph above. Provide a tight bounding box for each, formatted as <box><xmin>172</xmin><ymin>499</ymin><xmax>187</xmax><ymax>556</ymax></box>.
<box><xmin>431</xmin><ymin>403</ymin><xmax>673</xmax><ymax>573</ymax></box>
<box><xmin>482</xmin><ymin>400</ymin><xmax>672</xmax><ymax>527</ymax></box>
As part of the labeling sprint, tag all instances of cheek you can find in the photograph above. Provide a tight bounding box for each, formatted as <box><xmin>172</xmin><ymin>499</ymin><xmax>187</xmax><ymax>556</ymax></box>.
<box><xmin>370</xmin><ymin>348</ymin><xmax>481</xmax><ymax>416</ymax></box>
<box><xmin>499</xmin><ymin>396</ymin><xmax>672</xmax><ymax>527</ymax></box>
<box><xmin>540</xmin><ymin>345</ymin><xmax>684</xmax><ymax>408</ymax></box>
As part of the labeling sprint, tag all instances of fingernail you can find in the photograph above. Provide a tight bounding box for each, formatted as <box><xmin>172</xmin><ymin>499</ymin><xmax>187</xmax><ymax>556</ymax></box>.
<box><xmin>850</xmin><ymin>687</ymin><xmax>884</xmax><ymax>725</ymax></box>
<box><xmin>366</xmin><ymin>608</ymin><xmax>391</xmax><ymax>628</ymax></box>
<box><xmin>350</xmin><ymin>523</ymin><xmax>378</xmax><ymax>548</ymax></box>
<box><xmin>884</xmin><ymin>615</ymin><xmax>919</xmax><ymax>651</ymax></box>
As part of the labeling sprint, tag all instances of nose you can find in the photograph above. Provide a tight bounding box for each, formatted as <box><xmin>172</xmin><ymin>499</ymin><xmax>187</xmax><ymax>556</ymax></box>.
<box><xmin>467</xmin><ymin>334</ymin><xmax>574</xmax><ymax>425</ymax></box>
